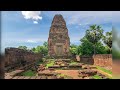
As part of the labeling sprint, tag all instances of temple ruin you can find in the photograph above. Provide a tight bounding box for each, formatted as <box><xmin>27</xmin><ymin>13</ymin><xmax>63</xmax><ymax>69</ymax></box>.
<box><xmin>48</xmin><ymin>14</ymin><xmax>70</xmax><ymax>57</ymax></box>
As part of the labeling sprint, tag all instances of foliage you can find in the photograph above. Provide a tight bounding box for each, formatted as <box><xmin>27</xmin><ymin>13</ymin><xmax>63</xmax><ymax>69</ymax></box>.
<box><xmin>70</xmin><ymin>44</ymin><xmax>80</xmax><ymax>55</ymax></box>
<box><xmin>85</xmin><ymin>25</ymin><xmax>103</xmax><ymax>54</ymax></box>
<box><xmin>96</xmin><ymin>66</ymin><xmax>112</xmax><ymax>75</ymax></box>
<box><xmin>46</xmin><ymin>60</ymin><xmax>55</xmax><ymax>68</ymax></box>
<box><xmin>103</xmin><ymin>31</ymin><xmax>112</xmax><ymax>53</ymax></box>
<box><xmin>92</xmin><ymin>75</ymin><xmax>102</xmax><ymax>79</ymax></box>
<box><xmin>79</xmin><ymin>37</ymin><xmax>107</xmax><ymax>56</ymax></box>
<box><xmin>21</xmin><ymin>70</ymin><xmax>36</xmax><ymax>76</ymax></box>
<box><xmin>43</xmin><ymin>41</ymin><xmax>48</xmax><ymax>48</ymax></box>
<box><xmin>70</xmin><ymin>62</ymin><xmax>78</xmax><ymax>65</ymax></box>
<box><xmin>31</xmin><ymin>41</ymin><xmax>48</xmax><ymax>56</ymax></box>
<box><xmin>18</xmin><ymin>46</ymin><xmax>27</xmax><ymax>50</ymax></box>
<box><xmin>35</xmin><ymin>46</ymin><xmax>48</xmax><ymax>55</ymax></box>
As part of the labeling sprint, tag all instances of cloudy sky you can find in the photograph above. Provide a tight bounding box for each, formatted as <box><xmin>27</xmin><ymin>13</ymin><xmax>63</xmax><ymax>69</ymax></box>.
<box><xmin>1</xmin><ymin>11</ymin><xmax>118</xmax><ymax>53</ymax></box>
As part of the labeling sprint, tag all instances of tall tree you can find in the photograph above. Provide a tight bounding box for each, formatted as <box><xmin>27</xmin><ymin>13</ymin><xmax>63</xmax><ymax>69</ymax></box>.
<box><xmin>85</xmin><ymin>25</ymin><xmax>103</xmax><ymax>55</ymax></box>
<box><xmin>79</xmin><ymin>36</ymin><xmax>107</xmax><ymax>56</ymax></box>
<box><xmin>43</xmin><ymin>41</ymin><xmax>48</xmax><ymax>48</ymax></box>
<box><xmin>18</xmin><ymin>46</ymin><xmax>27</xmax><ymax>50</ymax></box>
<box><xmin>69</xmin><ymin>44</ymin><xmax>78</xmax><ymax>55</ymax></box>
<box><xmin>103</xmin><ymin>31</ymin><xmax>112</xmax><ymax>53</ymax></box>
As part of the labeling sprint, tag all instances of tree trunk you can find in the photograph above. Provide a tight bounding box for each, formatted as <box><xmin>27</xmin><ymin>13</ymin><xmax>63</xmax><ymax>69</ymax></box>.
<box><xmin>94</xmin><ymin>44</ymin><xmax>96</xmax><ymax>55</ymax></box>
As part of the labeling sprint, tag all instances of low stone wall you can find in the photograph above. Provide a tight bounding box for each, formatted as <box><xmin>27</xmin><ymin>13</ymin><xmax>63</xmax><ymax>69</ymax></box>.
<box><xmin>76</xmin><ymin>54</ymin><xmax>112</xmax><ymax>67</ymax></box>
<box><xmin>5</xmin><ymin>47</ymin><xmax>42</xmax><ymax>72</ymax></box>
<box><xmin>79</xmin><ymin>56</ymin><xmax>94</xmax><ymax>65</ymax></box>
<box><xmin>93</xmin><ymin>54</ymin><xmax>112</xmax><ymax>67</ymax></box>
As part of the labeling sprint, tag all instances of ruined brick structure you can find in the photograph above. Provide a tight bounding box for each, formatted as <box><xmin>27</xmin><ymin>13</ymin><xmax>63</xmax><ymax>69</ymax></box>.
<box><xmin>48</xmin><ymin>14</ymin><xmax>70</xmax><ymax>58</ymax></box>
<box><xmin>0</xmin><ymin>55</ymin><xmax>5</xmax><ymax>79</ymax></box>
<box><xmin>5</xmin><ymin>47</ymin><xmax>42</xmax><ymax>72</ymax></box>
<box><xmin>93</xmin><ymin>54</ymin><xmax>112</xmax><ymax>67</ymax></box>
<box><xmin>77</xmin><ymin>54</ymin><xmax>112</xmax><ymax>67</ymax></box>
<box><xmin>79</xmin><ymin>56</ymin><xmax>94</xmax><ymax>65</ymax></box>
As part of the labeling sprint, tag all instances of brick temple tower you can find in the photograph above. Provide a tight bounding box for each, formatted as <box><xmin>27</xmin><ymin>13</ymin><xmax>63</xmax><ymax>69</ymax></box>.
<box><xmin>48</xmin><ymin>14</ymin><xmax>70</xmax><ymax>57</ymax></box>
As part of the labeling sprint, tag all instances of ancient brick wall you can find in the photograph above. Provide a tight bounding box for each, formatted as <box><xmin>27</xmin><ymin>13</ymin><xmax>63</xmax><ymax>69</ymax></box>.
<box><xmin>77</xmin><ymin>54</ymin><xmax>112</xmax><ymax>67</ymax></box>
<box><xmin>5</xmin><ymin>47</ymin><xmax>42</xmax><ymax>72</ymax></box>
<box><xmin>0</xmin><ymin>55</ymin><xmax>5</xmax><ymax>79</ymax></box>
<box><xmin>93</xmin><ymin>54</ymin><xmax>112</xmax><ymax>67</ymax></box>
<box><xmin>79</xmin><ymin>56</ymin><xmax>94</xmax><ymax>65</ymax></box>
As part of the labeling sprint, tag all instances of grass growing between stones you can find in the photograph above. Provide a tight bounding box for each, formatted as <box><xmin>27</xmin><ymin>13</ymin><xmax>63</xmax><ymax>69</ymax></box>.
<box><xmin>69</xmin><ymin>61</ymin><xmax>78</xmax><ymax>65</ymax></box>
<box><xmin>96</xmin><ymin>66</ymin><xmax>112</xmax><ymax>75</ymax></box>
<box><xmin>20</xmin><ymin>70</ymin><xmax>36</xmax><ymax>76</ymax></box>
<box><xmin>46</xmin><ymin>60</ymin><xmax>55</xmax><ymax>68</ymax></box>
<box><xmin>57</xmin><ymin>73</ymin><xmax>73</xmax><ymax>79</ymax></box>
<box><xmin>92</xmin><ymin>75</ymin><xmax>102</xmax><ymax>79</ymax></box>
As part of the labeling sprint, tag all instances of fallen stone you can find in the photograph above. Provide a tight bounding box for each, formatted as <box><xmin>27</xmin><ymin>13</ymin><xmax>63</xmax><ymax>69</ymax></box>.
<box><xmin>78</xmin><ymin>69</ymin><xmax>97</xmax><ymax>76</ymax></box>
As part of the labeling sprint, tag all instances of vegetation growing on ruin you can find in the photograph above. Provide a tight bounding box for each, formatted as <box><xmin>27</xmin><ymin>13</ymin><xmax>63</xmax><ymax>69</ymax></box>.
<box><xmin>92</xmin><ymin>75</ymin><xmax>102</xmax><ymax>79</ymax></box>
<box><xmin>70</xmin><ymin>61</ymin><xmax>78</xmax><ymax>65</ymax></box>
<box><xmin>96</xmin><ymin>66</ymin><xmax>112</xmax><ymax>75</ymax></box>
<box><xmin>21</xmin><ymin>70</ymin><xmax>36</xmax><ymax>76</ymax></box>
<box><xmin>46</xmin><ymin>60</ymin><xmax>55</xmax><ymax>68</ymax></box>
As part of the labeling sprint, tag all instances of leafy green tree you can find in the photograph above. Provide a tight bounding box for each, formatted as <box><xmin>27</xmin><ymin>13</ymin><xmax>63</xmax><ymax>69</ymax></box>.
<box><xmin>85</xmin><ymin>25</ymin><xmax>103</xmax><ymax>54</ymax></box>
<box><xmin>43</xmin><ymin>41</ymin><xmax>48</xmax><ymax>48</ymax></box>
<box><xmin>18</xmin><ymin>46</ymin><xmax>27</xmax><ymax>50</ymax></box>
<box><xmin>103</xmin><ymin>31</ymin><xmax>112</xmax><ymax>53</ymax></box>
<box><xmin>31</xmin><ymin>47</ymin><xmax>36</xmax><ymax>53</ymax></box>
<box><xmin>35</xmin><ymin>46</ymin><xmax>48</xmax><ymax>56</ymax></box>
<box><xmin>31</xmin><ymin>41</ymin><xmax>48</xmax><ymax>56</ymax></box>
<box><xmin>79</xmin><ymin>37</ymin><xmax>94</xmax><ymax>56</ymax></box>
<box><xmin>79</xmin><ymin>36</ymin><xmax>108</xmax><ymax>56</ymax></box>
<box><xmin>69</xmin><ymin>44</ymin><xmax>78</xmax><ymax>55</ymax></box>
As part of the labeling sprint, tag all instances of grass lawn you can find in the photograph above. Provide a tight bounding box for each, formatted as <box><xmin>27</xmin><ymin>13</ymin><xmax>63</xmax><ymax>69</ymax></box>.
<box><xmin>21</xmin><ymin>70</ymin><xmax>36</xmax><ymax>76</ymax></box>
<box><xmin>96</xmin><ymin>66</ymin><xmax>112</xmax><ymax>75</ymax></box>
<box><xmin>92</xmin><ymin>75</ymin><xmax>102</xmax><ymax>79</ymax></box>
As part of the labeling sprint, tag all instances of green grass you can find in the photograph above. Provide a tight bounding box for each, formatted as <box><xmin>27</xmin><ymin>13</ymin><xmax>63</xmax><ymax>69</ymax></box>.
<box><xmin>36</xmin><ymin>60</ymin><xmax>44</xmax><ymax>65</ymax></box>
<box><xmin>96</xmin><ymin>66</ymin><xmax>112</xmax><ymax>75</ymax></box>
<box><xmin>46</xmin><ymin>60</ymin><xmax>55</xmax><ymax>68</ymax></box>
<box><xmin>70</xmin><ymin>62</ymin><xmax>78</xmax><ymax>65</ymax></box>
<box><xmin>21</xmin><ymin>70</ymin><xmax>36</xmax><ymax>76</ymax></box>
<box><xmin>57</xmin><ymin>74</ymin><xmax>73</xmax><ymax>79</ymax></box>
<box><xmin>47</xmin><ymin>59</ymin><xmax>55</xmax><ymax>61</ymax></box>
<box><xmin>92</xmin><ymin>75</ymin><xmax>102</xmax><ymax>79</ymax></box>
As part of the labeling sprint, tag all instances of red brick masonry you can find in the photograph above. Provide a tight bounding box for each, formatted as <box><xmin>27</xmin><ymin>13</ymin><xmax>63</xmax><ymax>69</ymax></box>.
<box><xmin>93</xmin><ymin>54</ymin><xmax>112</xmax><ymax>67</ymax></box>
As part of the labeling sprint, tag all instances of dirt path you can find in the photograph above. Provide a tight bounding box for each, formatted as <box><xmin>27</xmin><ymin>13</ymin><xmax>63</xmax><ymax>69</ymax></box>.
<box><xmin>55</xmin><ymin>70</ymin><xmax>80</xmax><ymax>79</ymax></box>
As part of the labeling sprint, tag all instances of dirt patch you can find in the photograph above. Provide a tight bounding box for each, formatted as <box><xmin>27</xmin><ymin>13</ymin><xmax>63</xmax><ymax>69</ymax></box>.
<box><xmin>55</xmin><ymin>70</ymin><xmax>80</xmax><ymax>79</ymax></box>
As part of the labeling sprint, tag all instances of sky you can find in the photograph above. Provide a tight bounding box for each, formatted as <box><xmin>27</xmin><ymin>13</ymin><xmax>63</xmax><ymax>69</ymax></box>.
<box><xmin>1</xmin><ymin>11</ymin><xmax>119</xmax><ymax>54</ymax></box>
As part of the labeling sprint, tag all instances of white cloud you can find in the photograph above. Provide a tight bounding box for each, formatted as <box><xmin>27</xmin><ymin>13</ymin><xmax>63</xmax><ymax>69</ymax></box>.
<box><xmin>47</xmin><ymin>11</ymin><xmax>113</xmax><ymax>25</ymax></box>
<box><xmin>27</xmin><ymin>40</ymin><xmax>37</xmax><ymax>43</ymax></box>
<box><xmin>21</xmin><ymin>11</ymin><xmax>42</xmax><ymax>24</ymax></box>
<box><xmin>33</xmin><ymin>21</ymin><xmax>38</xmax><ymax>24</ymax></box>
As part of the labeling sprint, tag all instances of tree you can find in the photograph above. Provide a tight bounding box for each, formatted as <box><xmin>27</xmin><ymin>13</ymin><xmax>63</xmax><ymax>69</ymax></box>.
<box><xmin>79</xmin><ymin>36</ymin><xmax>108</xmax><ymax>56</ymax></box>
<box><xmin>103</xmin><ymin>31</ymin><xmax>112</xmax><ymax>53</ymax></box>
<box><xmin>85</xmin><ymin>25</ymin><xmax>103</xmax><ymax>55</ymax></box>
<box><xmin>31</xmin><ymin>47</ymin><xmax>36</xmax><ymax>53</ymax></box>
<box><xmin>35</xmin><ymin>46</ymin><xmax>48</xmax><ymax>56</ymax></box>
<box><xmin>79</xmin><ymin>37</ymin><xmax>94</xmax><ymax>56</ymax></box>
<box><xmin>69</xmin><ymin>44</ymin><xmax>78</xmax><ymax>55</ymax></box>
<box><xmin>18</xmin><ymin>46</ymin><xmax>27</xmax><ymax>50</ymax></box>
<box><xmin>43</xmin><ymin>41</ymin><xmax>48</xmax><ymax>48</ymax></box>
